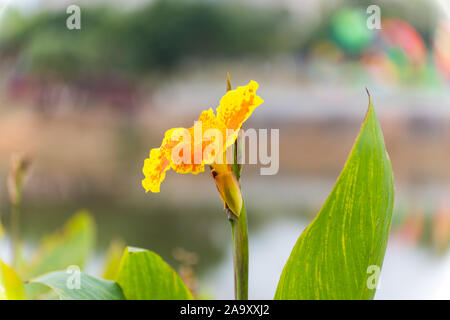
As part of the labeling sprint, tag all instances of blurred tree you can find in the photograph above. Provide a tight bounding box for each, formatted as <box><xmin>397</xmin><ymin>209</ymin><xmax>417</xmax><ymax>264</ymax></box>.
<box><xmin>0</xmin><ymin>0</ymin><xmax>291</xmax><ymax>78</ymax></box>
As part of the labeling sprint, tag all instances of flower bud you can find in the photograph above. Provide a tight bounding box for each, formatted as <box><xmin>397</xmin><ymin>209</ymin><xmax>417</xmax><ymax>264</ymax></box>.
<box><xmin>7</xmin><ymin>153</ymin><xmax>31</xmax><ymax>205</ymax></box>
<box><xmin>210</xmin><ymin>164</ymin><xmax>242</xmax><ymax>218</ymax></box>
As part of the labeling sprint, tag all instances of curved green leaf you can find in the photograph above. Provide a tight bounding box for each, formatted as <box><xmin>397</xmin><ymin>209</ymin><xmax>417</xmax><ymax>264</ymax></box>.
<box><xmin>0</xmin><ymin>261</ymin><xmax>25</xmax><ymax>300</ymax></box>
<box><xmin>275</xmin><ymin>95</ymin><xmax>394</xmax><ymax>300</ymax></box>
<box><xmin>30</xmin><ymin>271</ymin><xmax>125</xmax><ymax>300</ymax></box>
<box><xmin>115</xmin><ymin>247</ymin><xmax>193</xmax><ymax>300</ymax></box>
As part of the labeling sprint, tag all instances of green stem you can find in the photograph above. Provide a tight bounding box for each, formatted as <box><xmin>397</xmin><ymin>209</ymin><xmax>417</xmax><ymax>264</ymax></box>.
<box><xmin>229</xmin><ymin>202</ymin><xmax>248</xmax><ymax>300</ymax></box>
<box><xmin>226</xmin><ymin>72</ymin><xmax>248</xmax><ymax>300</ymax></box>
<box><xmin>7</xmin><ymin>154</ymin><xmax>28</xmax><ymax>270</ymax></box>
<box><xmin>10</xmin><ymin>199</ymin><xmax>20</xmax><ymax>269</ymax></box>
<box><xmin>230</xmin><ymin>128</ymin><xmax>248</xmax><ymax>300</ymax></box>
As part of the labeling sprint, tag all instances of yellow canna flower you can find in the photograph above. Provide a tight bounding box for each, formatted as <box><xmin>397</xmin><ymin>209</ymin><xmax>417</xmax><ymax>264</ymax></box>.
<box><xmin>142</xmin><ymin>80</ymin><xmax>263</xmax><ymax>213</ymax></box>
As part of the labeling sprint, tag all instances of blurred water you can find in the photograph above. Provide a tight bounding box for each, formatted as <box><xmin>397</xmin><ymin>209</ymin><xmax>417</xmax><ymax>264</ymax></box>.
<box><xmin>200</xmin><ymin>219</ymin><xmax>450</xmax><ymax>300</ymax></box>
<box><xmin>377</xmin><ymin>237</ymin><xmax>450</xmax><ymax>299</ymax></box>
<box><xmin>202</xmin><ymin>219</ymin><xmax>305</xmax><ymax>299</ymax></box>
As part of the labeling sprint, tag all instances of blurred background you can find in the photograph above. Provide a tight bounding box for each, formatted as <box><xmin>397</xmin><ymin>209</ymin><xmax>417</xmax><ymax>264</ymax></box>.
<box><xmin>0</xmin><ymin>0</ymin><xmax>450</xmax><ymax>299</ymax></box>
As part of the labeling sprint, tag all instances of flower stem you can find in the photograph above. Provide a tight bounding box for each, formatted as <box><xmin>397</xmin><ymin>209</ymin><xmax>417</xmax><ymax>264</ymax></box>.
<box><xmin>227</xmin><ymin>72</ymin><xmax>249</xmax><ymax>300</ymax></box>
<box><xmin>228</xmin><ymin>202</ymin><xmax>249</xmax><ymax>300</ymax></box>
<box><xmin>7</xmin><ymin>153</ymin><xmax>30</xmax><ymax>269</ymax></box>
<box><xmin>10</xmin><ymin>199</ymin><xmax>20</xmax><ymax>269</ymax></box>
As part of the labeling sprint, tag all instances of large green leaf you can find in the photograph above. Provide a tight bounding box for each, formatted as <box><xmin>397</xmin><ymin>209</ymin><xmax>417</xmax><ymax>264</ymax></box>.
<box><xmin>102</xmin><ymin>239</ymin><xmax>125</xmax><ymax>280</ymax></box>
<box><xmin>24</xmin><ymin>211</ymin><xmax>95</xmax><ymax>279</ymax></box>
<box><xmin>0</xmin><ymin>261</ymin><xmax>25</xmax><ymax>300</ymax></box>
<box><xmin>30</xmin><ymin>271</ymin><xmax>125</xmax><ymax>300</ymax></box>
<box><xmin>275</xmin><ymin>95</ymin><xmax>394</xmax><ymax>300</ymax></box>
<box><xmin>115</xmin><ymin>247</ymin><xmax>193</xmax><ymax>300</ymax></box>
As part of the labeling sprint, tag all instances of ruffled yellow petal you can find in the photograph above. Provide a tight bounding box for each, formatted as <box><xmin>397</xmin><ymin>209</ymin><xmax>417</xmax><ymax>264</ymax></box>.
<box><xmin>217</xmin><ymin>80</ymin><xmax>264</xmax><ymax>138</ymax></box>
<box><xmin>197</xmin><ymin>108</ymin><xmax>228</xmax><ymax>164</ymax></box>
<box><xmin>142</xmin><ymin>148</ymin><xmax>170</xmax><ymax>193</ymax></box>
<box><xmin>141</xmin><ymin>126</ymin><xmax>194</xmax><ymax>193</ymax></box>
<box><xmin>162</xmin><ymin>126</ymin><xmax>204</xmax><ymax>175</ymax></box>
<box><xmin>169</xmin><ymin>125</ymin><xmax>205</xmax><ymax>174</ymax></box>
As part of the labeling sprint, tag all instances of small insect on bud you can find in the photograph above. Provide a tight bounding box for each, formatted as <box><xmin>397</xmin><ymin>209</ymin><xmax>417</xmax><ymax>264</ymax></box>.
<box><xmin>210</xmin><ymin>165</ymin><xmax>243</xmax><ymax>219</ymax></box>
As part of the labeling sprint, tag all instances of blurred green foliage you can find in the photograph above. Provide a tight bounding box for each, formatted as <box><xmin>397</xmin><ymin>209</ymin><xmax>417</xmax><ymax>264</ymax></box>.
<box><xmin>23</xmin><ymin>211</ymin><xmax>95</xmax><ymax>280</ymax></box>
<box><xmin>331</xmin><ymin>8</ymin><xmax>373</xmax><ymax>53</ymax></box>
<box><xmin>0</xmin><ymin>0</ymin><xmax>439</xmax><ymax>81</ymax></box>
<box><xmin>0</xmin><ymin>0</ymin><xmax>290</xmax><ymax>78</ymax></box>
